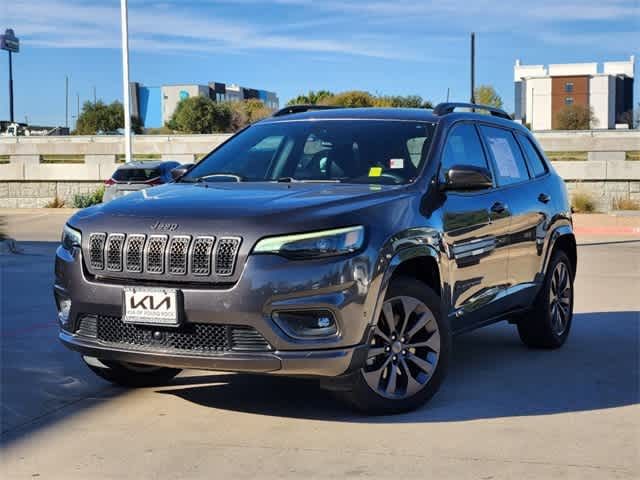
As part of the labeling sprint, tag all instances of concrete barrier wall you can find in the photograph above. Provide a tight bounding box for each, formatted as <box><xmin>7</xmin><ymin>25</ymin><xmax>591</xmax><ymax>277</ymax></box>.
<box><xmin>1</xmin><ymin>130</ymin><xmax>638</xmax><ymax>210</ymax></box>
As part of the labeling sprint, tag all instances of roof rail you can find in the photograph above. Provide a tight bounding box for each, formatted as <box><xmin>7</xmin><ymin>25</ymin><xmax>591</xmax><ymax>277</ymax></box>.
<box><xmin>433</xmin><ymin>102</ymin><xmax>512</xmax><ymax>120</ymax></box>
<box><xmin>272</xmin><ymin>104</ymin><xmax>341</xmax><ymax>117</ymax></box>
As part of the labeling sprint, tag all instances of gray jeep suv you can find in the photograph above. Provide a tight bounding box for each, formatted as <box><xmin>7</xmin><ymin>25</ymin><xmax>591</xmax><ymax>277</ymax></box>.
<box><xmin>55</xmin><ymin>103</ymin><xmax>576</xmax><ymax>414</ymax></box>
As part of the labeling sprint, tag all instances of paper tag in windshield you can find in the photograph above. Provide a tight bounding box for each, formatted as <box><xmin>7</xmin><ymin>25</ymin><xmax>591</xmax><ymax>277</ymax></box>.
<box><xmin>389</xmin><ymin>158</ymin><xmax>404</xmax><ymax>169</ymax></box>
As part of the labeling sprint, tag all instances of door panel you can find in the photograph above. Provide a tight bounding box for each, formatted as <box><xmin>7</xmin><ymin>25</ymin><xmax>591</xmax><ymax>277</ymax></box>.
<box><xmin>438</xmin><ymin>122</ymin><xmax>510</xmax><ymax>332</ymax></box>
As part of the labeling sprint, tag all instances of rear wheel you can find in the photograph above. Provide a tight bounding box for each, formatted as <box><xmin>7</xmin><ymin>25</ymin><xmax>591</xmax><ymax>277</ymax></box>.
<box><xmin>83</xmin><ymin>356</ymin><xmax>181</xmax><ymax>387</ymax></box>
<box><xmin>517</xmin><ymin>250</ymin><xmax>574</xmax><ymax>349</ymax></box>
<box><xmin>337</xmin><ymin>276</ymin><xmax>450</xmax><ymax>414</ymax></box>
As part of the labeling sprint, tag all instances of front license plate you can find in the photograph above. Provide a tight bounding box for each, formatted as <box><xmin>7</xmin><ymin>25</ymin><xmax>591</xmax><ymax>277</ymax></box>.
<box><xmin>123</xmin><ymin>287</ymin><xmax>179</xmax><ymax>326</ymax></box>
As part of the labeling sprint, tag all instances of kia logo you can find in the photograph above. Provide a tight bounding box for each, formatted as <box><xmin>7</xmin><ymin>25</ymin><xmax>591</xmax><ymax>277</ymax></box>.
<box><xmin>151</xmin><ymin>221</ymin><xmax>179</xmax><ymax>231</ymax></box>
<box><xmin>130</xmin><ymin>295</ymin><xmax>171</xmax><ymax>311</ymax></box>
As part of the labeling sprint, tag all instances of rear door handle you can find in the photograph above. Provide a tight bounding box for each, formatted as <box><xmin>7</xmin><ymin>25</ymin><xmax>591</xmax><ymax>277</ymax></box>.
<box><xmin>538</xmin><ymin>193</ymin><xmax>551</xmax><ymax>204</ymax></box>
<box><xmin>490</xmin><ymin>202</ymin><xmax>507</xmax><ymax>214</ymax></box>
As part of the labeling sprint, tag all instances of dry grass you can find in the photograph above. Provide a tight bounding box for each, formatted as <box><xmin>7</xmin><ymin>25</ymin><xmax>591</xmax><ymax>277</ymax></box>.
<box><xmin>45</xmin><ymin>196</ymin><xmax>67</xmax><ymax>208</ymax></box>
<box><xmin>571</xmin><ymin>190</ymin><xmax>597</xmax><ymax>213</ymax></box>
<box><xmin>0</xmin><ymin>217</ymin><xmax>6</xmax><ymax>241</ymax></box>
<box><xmin>626</xmin><ymin>151</ymin><xmax>640</xmax><ymax>161</ymax></box>
<box><xmin>115</xmin><ymin>154</ymin><xmax>162</xmax><ymax>163</ymax></box>
<box><xmin>611</xmin><ymin>196</ymin><xmax>640</xmax><ymax>210</ymax></box>
<box><xmin>546</xmin><ymin>151</ymin><xmax>588</xmax><ymax>162</ymax></box>
<box><xmin>40</xmin><ymin>154</ymin><xmax>85</xmax><ymax>164</ymax></box>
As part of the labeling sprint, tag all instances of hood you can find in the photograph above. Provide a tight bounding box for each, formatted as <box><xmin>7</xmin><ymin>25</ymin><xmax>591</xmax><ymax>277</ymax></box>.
<box><xmin>70</xmin><ymin>182</ymin><xmax>412</xmax><ymax>235</ymax></box>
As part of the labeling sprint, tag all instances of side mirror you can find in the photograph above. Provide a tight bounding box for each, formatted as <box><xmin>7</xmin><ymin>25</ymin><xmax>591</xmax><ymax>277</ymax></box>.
<box><xmin>171</xmin><ymin>164</ymin><xmax>194</xmax><ymax>181</ymax></box>
<box><xmin>442</xmin><ymin>165</ymin><xmax>493</xmax><ymax>191</ymax></box>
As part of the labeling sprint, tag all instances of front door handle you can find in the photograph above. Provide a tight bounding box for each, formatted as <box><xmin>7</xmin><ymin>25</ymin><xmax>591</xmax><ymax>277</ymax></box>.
<box><xmin>538</xmin><ymin>193</ymin><xmax>551</xmax><ymax>204</ymax></box>
<box><xmin>490</xmin><ymin>202</ymin><xmax>507</xmax><ymax>214</ymax></box>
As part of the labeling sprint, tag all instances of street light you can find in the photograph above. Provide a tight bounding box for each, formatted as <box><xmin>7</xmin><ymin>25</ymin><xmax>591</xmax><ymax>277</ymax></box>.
<box><xmin>1</xmin><ymin>28</ymin><xmax>20</xmax><ymax>123</ymax></box>
<box><xmin>120</xmin><ymin>0</ymin><xmax>132</xmax><ymax>163</ymax></box>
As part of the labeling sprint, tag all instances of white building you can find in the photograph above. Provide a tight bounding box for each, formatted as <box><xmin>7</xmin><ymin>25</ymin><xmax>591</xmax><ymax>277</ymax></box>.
<box><xmin>514</xmin><ymin>56</ymin><xmax>635</xmax><ymax>130</ymax></box>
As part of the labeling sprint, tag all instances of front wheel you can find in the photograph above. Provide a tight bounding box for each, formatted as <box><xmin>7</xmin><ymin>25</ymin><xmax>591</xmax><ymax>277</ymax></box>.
<box><xmin>337</xmin><ymin>276</ymin><xmax>451</xmax><ymax>414</ymax></box>
<box><xmin>83</xmin><ymin>356</ymin><xmax>181</xmax><ymax>387</ymax></box>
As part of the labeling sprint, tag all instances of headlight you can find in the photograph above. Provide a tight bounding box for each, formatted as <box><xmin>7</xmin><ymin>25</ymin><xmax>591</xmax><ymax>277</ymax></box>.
<box><xmin>253</xmin><ymin>226</ymin><xmax>364</xmax><ymax>259</ymax></box>
<box><xmin>61</xmin><ymin>224</ymin><xmax>82</xmax><ymax>251</ymax></box>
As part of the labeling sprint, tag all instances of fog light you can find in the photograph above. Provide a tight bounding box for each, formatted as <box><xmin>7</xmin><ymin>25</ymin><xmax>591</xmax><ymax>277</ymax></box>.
<box><xmin>57</xmin><ymin>298</ymin><xmax>72</xmax><ymax>327</ymax></box>
<box><xmin>272</xmin><ymin>310</ymin><xmax>337</xmax><ymax>339</ymax></box>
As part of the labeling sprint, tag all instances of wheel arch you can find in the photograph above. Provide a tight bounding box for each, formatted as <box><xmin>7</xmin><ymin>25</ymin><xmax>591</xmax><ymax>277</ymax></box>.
<box><xmin>543</xmin><ymin>225</ymin><xmax>577</xmax><ymax>279</ymax></box>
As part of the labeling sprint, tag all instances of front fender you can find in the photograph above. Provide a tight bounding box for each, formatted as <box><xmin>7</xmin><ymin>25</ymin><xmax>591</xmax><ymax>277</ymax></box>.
<box><xmin>362</xmin><ymin>227</ymin><xmax>444</xmax><ymax>334</ymax></box>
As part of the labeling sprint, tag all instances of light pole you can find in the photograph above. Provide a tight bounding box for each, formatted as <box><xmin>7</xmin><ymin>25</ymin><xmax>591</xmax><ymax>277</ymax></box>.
<box><xmin>120</xmin><ymin>0</ymin><xmax>132</xmax><ymax>163</ymax></box>
<box><xmin>1</xmin><ymin>29</ymin><xmax>20</xmax><ymax>123</ymax></box>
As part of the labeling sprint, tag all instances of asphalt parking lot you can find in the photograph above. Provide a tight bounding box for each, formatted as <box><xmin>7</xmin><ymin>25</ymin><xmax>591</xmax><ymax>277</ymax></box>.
<box><xmin>1</xmin><ymin>210</ymin><xmax>639</xmax><ymax>479</ymax></box>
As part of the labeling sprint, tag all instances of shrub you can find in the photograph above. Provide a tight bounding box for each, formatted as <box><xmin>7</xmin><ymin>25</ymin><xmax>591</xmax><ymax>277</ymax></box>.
<box><xmin>72</xmin><ymin>187</ymin><xmax>104</xmax><ymax>208</ymax></box>
<box><xmin>611</xmin><ymin>196</ymin><xmax>640</xmax><ymax>210</ymax></box>
<box><xmin>555</xmin><ymin>104</ymin><xmax>598</xmax><ymax>130</ymax></box>
<box><xmin>45</xmin><ymin>196</ymin><xmax>66</xmax><ymax>208</ymax></box>
<box><xmin>571</xmin><ymin>190</ymin><xmax>596</xmax><ymax>213</ymax></box>
<box><xmin>0</xmin><ymin>217</ymin><xmax>6</xmax><ymax>241</ymax></box>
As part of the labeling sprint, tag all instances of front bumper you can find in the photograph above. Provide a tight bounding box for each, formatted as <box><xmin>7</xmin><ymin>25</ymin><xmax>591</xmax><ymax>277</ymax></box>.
<box><xmin>59</xmin><ymin>330</ymin><xmax>368</xmax><ymax>377</ymax></box>
<box><xmin>55</xmin><ymin>243</ymin><xmax>379</xmax><ymax>377</ymax></box>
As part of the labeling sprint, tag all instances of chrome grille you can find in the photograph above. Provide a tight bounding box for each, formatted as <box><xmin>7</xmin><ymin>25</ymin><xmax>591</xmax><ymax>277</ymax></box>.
<box><xmin>167</xmin><ymin>236</ymin><xmax>191</xmax><ymax>275</ymax></box>
<box><xmin>215</xmin><ymin>237</ymin><xmax>241</xmax><ymax>276</ymax></box>
<box><xmin>124</xmin><ymin>234</ymin><xmax>146</xmax><ymax>273</ymax></box>
<box><xmin>86</xmin><ymin>232</ymin><xmax>242</xmax><ymax>280</ymax></box>
<box><xmin>191</xmin><ymin>236</ymin><xmax>215</xmax><ymax>276</ymax></box>
<box><xmin>88</xmin><ymin>233</ymin><xmax>106</xmax><ymax>270</ymax></box>
<box><xmin>145</xmin><ymin>235</ymin><xmax>168</xmax><ymax>274</ymax></box>
<box><xmin>105</xmin><ymin>233</ymin><xmax>125</xmax><ymax>271</ymax></box>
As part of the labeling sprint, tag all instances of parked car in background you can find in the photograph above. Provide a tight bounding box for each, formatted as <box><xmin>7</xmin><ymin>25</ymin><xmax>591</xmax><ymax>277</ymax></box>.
<box><xmin>103</xmin><ymin>161</ymin><xmax>182</xmax><ymax>202</ymax></box>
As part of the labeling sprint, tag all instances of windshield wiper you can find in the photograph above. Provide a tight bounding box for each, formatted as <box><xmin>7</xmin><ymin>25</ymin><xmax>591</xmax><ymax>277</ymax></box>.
<box><xmin>188</xmin><ymin>173</ymin><xmax>245</xmax><ymax>183</ymax></box>
<box><xmin>275</xmin><ymin>177</ymin><xmax>342</xmax><ymax>183</ymax></box>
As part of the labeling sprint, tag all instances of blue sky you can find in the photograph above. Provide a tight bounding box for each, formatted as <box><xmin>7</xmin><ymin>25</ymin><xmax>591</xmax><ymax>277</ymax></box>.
<box><xmin>1</xmin><ymin>0</ymin><xmax>638</xmax><ymax>126</ymax></box>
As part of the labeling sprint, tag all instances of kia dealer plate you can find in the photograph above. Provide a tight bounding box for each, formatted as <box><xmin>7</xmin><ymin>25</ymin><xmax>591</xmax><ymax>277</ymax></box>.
<box><xmin>123</xmin><ymin>287</ymin><xmax>179</xmax><ymax>326</ymax></box>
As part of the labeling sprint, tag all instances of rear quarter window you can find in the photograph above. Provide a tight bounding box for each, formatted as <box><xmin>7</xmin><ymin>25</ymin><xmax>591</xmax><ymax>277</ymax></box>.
<box><xmin>479</xmin><ymin>126</ymin><xmax>530</xmax><ymax>186</ymax></box>
<box><xmin>516</xmin><ymin>132</ymin><xmax>548</xmax><ymax>178</ymax></box>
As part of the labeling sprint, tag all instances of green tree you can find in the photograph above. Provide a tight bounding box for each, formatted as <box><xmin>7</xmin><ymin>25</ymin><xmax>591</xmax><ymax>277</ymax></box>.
<box><xmin>243</xmin><ymin>99</ymin><xmax>272</xmax><ymax>123</ymax></box>
<box><xmin>555</xmin><ymin>104</ymin><xmax>598</xmax><ymax>130</ymax></box>
<box><xmin>473</xmin><ymin>85</ymin><xmax>503</xmax><ymax>108</ymax></box>
<box><xmin>168</xmin><ymin>96</ymin><xmax>233</xmax><ymax>133</ymax></box>
<box><xmin>287</xmin><ymin>90</ymin><xmax>334</xmax><ymax>105</ymax></box>
<box><xmin>320</xmin><ymin>90</ymin><xmax>375</xmax><ymax>107</ymax></box>
<box><xmin>75</xmin><ymin>100</ymin><xmax>140</xmax><ymax>134</ymax></box>
<box><xmin>374</xmin><ymin>95</ymin><xmax>432</xmax><ymax>109</ymax></box>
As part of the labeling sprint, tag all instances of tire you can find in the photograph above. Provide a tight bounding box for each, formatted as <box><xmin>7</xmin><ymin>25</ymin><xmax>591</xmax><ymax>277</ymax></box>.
<box><xmin>83</xmin><ymin>356</ymin><xmax>181</xmax><ymax>387</ymax></box>
<box><xmin>337</xmin><ymin>276</ymin><xmax>451</xmax><ymax>415</ymax></box>
<box><xmin>517</xmin><ymin>250</ymin><xmax>574</xmax><ymax>349</ymax></box>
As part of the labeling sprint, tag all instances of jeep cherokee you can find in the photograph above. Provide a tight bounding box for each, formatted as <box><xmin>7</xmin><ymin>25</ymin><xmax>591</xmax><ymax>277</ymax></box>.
<box><xmin>54</xmin><ymin>103</ymin><xmax>576</xmax><ymax>414</ymax></box>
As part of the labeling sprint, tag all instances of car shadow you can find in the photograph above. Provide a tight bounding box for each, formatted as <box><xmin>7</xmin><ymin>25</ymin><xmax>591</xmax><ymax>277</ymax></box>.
<box><xmin>157</xmin><ymin>311</ymin><xmax>639</xmax><ymax>422</ymax></box>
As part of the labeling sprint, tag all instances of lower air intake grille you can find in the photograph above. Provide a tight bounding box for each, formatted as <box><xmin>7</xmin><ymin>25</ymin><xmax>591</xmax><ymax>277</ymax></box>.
<box><xmin>77</xmin><ymin>315</ymin><xmax>271</xmax><ymax>354</ymax></box>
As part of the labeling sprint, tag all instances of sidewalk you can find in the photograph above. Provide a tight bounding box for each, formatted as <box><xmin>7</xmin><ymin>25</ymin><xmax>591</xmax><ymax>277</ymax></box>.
<box><xmin>573</xmin><ymin>213</ymin><xmax>640</xmax><ymax>236</ymax></box>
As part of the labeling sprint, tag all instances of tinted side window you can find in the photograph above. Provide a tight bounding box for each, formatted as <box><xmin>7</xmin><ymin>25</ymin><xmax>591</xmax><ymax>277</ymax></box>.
<box><xmin>516</xmin><ymin>132</ymin><xmax>547</xmax><ymax>178</ymax></box>
<box><xmin>479</xmin><ymin>126</ymin><xmax>530</xmax><ymax>186</ymax></box>
<box><xmin>440</xmin><ymin>123</ymin><xmax>491</xmax><ymax>182</ymax></box>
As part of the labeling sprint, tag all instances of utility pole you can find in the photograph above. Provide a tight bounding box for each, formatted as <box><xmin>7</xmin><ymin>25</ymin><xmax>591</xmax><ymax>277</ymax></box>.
<box><xmin>65</xmin><ymin>76</ymin><xmax>69</xmax><ymax>129</ymax></box>
<box><xmin>93</xmin><ymin>85</ymin><xmax>97</xmax><ymax>105</ymax></box>
<box><xmin>446</xmin><ymin>87</ymin><xmax>450</xmax><ymax>103</ymax></box>
<box><xmin>470</xmin><ymin>32</ymin><xmax>476</xmax><ymax>108</ymax></box>
<box><xmin>120</xmin><ymin>0</ymin><xmax>133</xmax><ymax>163</ymax></box>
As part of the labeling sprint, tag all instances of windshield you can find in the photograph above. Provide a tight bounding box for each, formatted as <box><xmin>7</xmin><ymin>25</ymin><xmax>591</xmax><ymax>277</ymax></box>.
<box><xmin>183</xmin><ymin>119</ymin><xmax>436</xmax><ymax>184</ymax></box>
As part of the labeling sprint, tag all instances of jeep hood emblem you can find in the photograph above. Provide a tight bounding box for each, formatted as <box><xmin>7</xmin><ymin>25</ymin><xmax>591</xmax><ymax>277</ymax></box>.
<box><xmin>151</xmin><ymin>221</ymin><xmax>179</xmax><ymax>231</ymax></box>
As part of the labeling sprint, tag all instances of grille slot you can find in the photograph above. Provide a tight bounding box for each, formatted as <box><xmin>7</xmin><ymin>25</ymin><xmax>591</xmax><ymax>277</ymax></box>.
<box><xmin>190</xmin><ymin>236</ymin><xmax>215</xmax><ymax>276</ymax></box>
<box><xmin>215</xmin><ymin>237</ymin><xmax>241</xmax><ymax>276</ymax></box>
<box><xmin>145</xmin><ymin>235</ymin><xmax>168</xmax><ymax>274</ymax></box>
<box><xmin>92</xmin><ymin>315</ymin><xmax>271</xmax><ymax>354</ymax></box>
<box><xmin>76</xmin><ymin>315</ymin><xmax>98</xmax><ymax>338</ymax></box>
<box><xmin>124</xmin><ymin>234</ymin><xmax>146</xmax><ymax>273</ymax></box>
<box><xmin>105</xmin><ymin>233</ymin><xmax>125</xmax><ymax>271</ymax></box>
<box><xmin>88</xmin><ymin>233</ymin><xmax>106</xmax><ymax>270</ymax></box>
<box><xmin>167</xmin><ymin>236</ymin><xmax>191</xmax><ymax>275</ymax></box>
<box><xmin>230</xmin><ymin>326</ymin><xmax>272</xmax><ymax>351</ymax></box>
